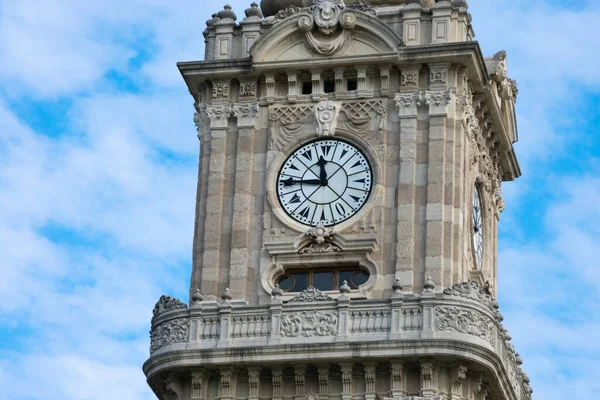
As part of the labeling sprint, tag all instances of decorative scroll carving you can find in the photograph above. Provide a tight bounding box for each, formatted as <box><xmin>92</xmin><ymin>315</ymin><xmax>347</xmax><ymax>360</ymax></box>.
<box><xmin>150</xmin><ymin>318</ymin><xmax>189</xmax><ymax>353</ymax></box>
<box><xmin>300</xmin><ymin>242</ymin><xmax>342</xmax><ymax>254</ymax></box>
<box><xmin>443</xmin><ymin>281</ymin><xmax>495</xmax><ymax>309</ymax></box>
<box><xmin>274</xmin><ymin>5</ymin><xmax>302</xmax><ymax>22</ymax></box>
<box><xmin>435</xmin><ymin>306</ymin><xmax>495</xmax><ymax>346</ymax></box>
<box><xmin>152</xmin><ymin>295</ymin><xmax>188</xmax><ymax>322</ymax></box>
<box><xmin>281</xmin><ymin>311</ymin><xmax>339</xmax><ymax>337</ymax></box>
<box><xmin>347</xmin><ymin>0</ymin><xmax>376</xmax><ymax>15</ymax></box>
<box><xmin>289</xmin><ymin>286</ymin><xmax>334</xmax><ymax>302</ymax></box>
<box><xmin>315</xmin><ymin>100</ymin><xmax>339</xmax><ymax>137</ymax></box>
<box><xmin>269</xmin><ymin>105</ymin><xmax>314</xmax><ymax>151</ymax></box>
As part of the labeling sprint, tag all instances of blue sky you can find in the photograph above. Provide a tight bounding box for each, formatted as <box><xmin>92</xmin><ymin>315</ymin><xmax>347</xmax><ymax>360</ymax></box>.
<box><xmin>0</xmin><ymin>0</ymin><xmax>598</xmax><ymax>398</ymax></box>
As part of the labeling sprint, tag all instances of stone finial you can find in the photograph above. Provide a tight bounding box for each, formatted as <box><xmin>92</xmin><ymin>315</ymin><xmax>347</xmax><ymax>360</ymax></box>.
<box><xmin>339</xmin><ymin>280</ymin><xmax>351</xmax><ymax>295</ymax></box>
<box><xmin>221</xmin><ymin>287</ymin><xmax>233</xmax><ymax>301</ymax></box>
<box><xmin>218</xmin><ymin>4</ymin><xmax>238</xmax><ymax>21</ymax></box>
<box><xmin>503</xmin><ymin>329</ymin><xmax>512</xmax><ymax>341</ymax></box>
<box><xmin>245</xmin><ymin>2</ymin><xmax>264</xmax><ymax>18</ymax></box>
<box><xmin>452</xmin><ymin>0</ymin><xmax>468</xmax><ymax>8</ymax></box>
<box><xmin>516</xmin><ymin>353</ymin><xmax>523</xmax><ymax>365</ymax></box>
<box><xmin>271</xmin><ymin>284</ymin><xmax>283</xmax><ymax>298</ymax></box>
<box><xmin>206</xmin><ymin>13</ymin><xmax>219</xmax><ymax>27</ymax></box>
<box><xmin>424</xmin><ymin>276</ymin><xmax>435</xmax><ymax>291</ymax></box>
<box><xmin>392</xmin><ymin>278</ymin><xmax>403</xmax><ymax>295</ymax></box>
<box><xmin>191</xmin><ymin>289</ymin><xmax>204</xmax><ymax>304</ymax></box>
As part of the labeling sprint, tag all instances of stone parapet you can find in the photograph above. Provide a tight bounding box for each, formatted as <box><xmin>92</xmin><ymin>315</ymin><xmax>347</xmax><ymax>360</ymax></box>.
<box><xmin>145</xmin><ymin>283</ymin><xmax>531</xmax><ymax>400</ymax></box>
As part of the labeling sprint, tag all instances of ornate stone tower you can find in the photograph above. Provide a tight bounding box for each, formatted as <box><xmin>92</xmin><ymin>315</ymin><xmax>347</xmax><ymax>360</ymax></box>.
<box><xmin>144</xmin><ymin>1</ymin><xmax>532</xmax><ymax>400</ymax></box>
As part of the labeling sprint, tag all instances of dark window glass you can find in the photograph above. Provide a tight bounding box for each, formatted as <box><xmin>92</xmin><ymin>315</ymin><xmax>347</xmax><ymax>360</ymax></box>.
<box><xmin>278</xmin><ymin>275</ymin><xmax>294</xmax><ymax>291</ymax></box>
<box><xmin>352</xmin><ymin>271</ymin><xmax>369</xmax><ymax>287</ymax></box>
<box><xmin>339</xmin><ymin>270</ymin><xmax>355</xmax><ymax>288</ymax></box>
<box><xmin>302</xmin><ymin>82</ymin><xmax>313</xmax><ymax>95</ymax></box>
<box><xmin>291</xmin><ymin>272</ymin><xmax>308</xmax><ymax>291</ymax></box>
<box><xmin>324</xmin><ymin>80</ymin><xmax>335</xmax><ymax>93</ymax></box>
<box><xmin>347</xmin><ymin>79</ymin><xmax>357</xmax><ymax>91</ymax></box>
<box><xmin>313</xmin><ymin>271</ymin><xmax>334</xmax><ymax>291</ymax></box>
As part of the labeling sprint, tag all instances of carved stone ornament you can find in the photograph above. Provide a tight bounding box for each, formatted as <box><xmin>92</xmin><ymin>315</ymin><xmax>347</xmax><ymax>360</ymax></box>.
<box><xmin>281</xmin><ymin>311</ymin><xmax>339</xmax><ymax>337</ymax></box>
<box><xmin>395</xmin><ymin>92</ymin><xmax>422</xmax><ymax>118</ymax></box>
<box><xmin>311</xmin><ymin>0</ymin><xmax>346</xmax><ymax>34</ymax></box>
<box><xmin>300</xmin><ymin>221</ymin><xmax>341</xmax><ymax>253</ymax></box>
<box><xmin>152</xmin><ymin>295</ymin><xmax>188</xmax><ymax>322</ymax></box>
<box><xmin>435</xmin><ymin>306</ymin><xmax>495</xmax><ymax>346</ymax></box>
<box><xmin>206</xmin><ymin>104</ymin><xmax>233</xmax><ymax>129</ymax></box>
<box><xmin>339</xmin><ymin>100</ymin><xmax>387</xmax><ymax>143</ymax></box>
<box><xmin>424</xmin><ymin>90</ymin><xmax>453</xmax><ymax>116</ymax></box>
<box><xmin>306</xmin><ymin>221</ymin><xmax>334</xmax><ymax>244</ymax></box>
<box><xmin>306</xmin><ymin>392</ymin><xmax>319</xmax><ymax>400</ymax></box>
<box><xmin>150</xmin><ymin>318</ymin><xmax>189</xmax><ymax>353</ymax></box>
<box><xmin>443</xmin><ymin>281</ymin><xmax>498</xmax><ymax>312</ymax></box>
<box><xmin>289</xmin><ymin>286</ymin><xmax>335</xmax><ymax>302</ymax></box>
<box><xmin>268</xmin><ymin>105</ymin><xmax>314</xmax><ymax>151</ymax></box>
<box><xmin>294</xmin><ymin>0</ymin><xmax>357</xmax><ymax>56</ymax></box>
<box><xmin>315</xmin><ymin>100</ymin><xmax>340</xmax><ymax>137</ymax></box>
<box><xmin>300</xmin><ymin>241</ymin><xmax>342</xmax><ymax>254</ymax></box>
<box><xmin>274</xmin><ymin>5</ymin><xmax>302</xmax><ymax>22</ymax></box>
<box><xmin>240</xmin><ymin>80</ymin><xmax>257</xmax><ymax>97</ymax></box>
<box><xmin>347</xmin><ymin>0</ymin><xmax>375</xmax><ymax>15</ymax></box>
<box><xmin>233</xmin><ymin>103</ymin><xmax>260</xmax><ymax>127</ymax></box>
<box><xmin>212</xmin><ymin>82</ymin><xmax>230</xmax><ymax>99</ymax></box>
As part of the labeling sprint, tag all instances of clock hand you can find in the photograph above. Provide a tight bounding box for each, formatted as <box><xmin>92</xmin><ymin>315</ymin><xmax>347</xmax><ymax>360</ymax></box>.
<box><xmin>317</xmin><ymin>156</ymin><xmax>328</xmax><ymax>186</ymax></box>
<box><xmin>281</xmin><ymin>178</ymin><xmax>322</xmax><ymax>187</ymax></box>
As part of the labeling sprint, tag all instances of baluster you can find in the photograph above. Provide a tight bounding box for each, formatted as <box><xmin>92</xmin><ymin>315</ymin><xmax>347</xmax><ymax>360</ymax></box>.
<box><xmin>360</xmin><ymin>312</ymin><xmax>368</xmax><ymax>332</ymax></box>
<box><xmin>241</xmin><ymin>317</ymin><xmax>248</xmax><ymax>337</ymax></box>
<box><xmin>375</xmin><ymin>312</ymin><xmax>382</xmax><ymax>332</ymax></box>
<box><xmin>248</xmin><ymin>316</ymin><xmax>255</xmax><ymax>337</ymax></box>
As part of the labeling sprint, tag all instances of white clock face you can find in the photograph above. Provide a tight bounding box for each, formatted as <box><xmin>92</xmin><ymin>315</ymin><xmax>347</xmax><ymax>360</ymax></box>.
<box><xmin>277</xmin><ymin>139</ymin><xmax>373</xmax><ymax>227</ymax></box>
<box><xmin>472</xmin><ymin>186</ymin><xmax>484</xmax><ymax>270</ymax></box>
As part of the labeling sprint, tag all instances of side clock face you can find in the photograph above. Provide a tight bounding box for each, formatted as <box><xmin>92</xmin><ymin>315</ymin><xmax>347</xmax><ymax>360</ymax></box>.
<box><xmin>277</xmin><ymin>139</ymin><xmax>373</xmax><ymax>227</ymax></box>
<box><xmin>472</xmin><ymin>186</ymin><xmax>484</xmax><ymax>270</ymax></box>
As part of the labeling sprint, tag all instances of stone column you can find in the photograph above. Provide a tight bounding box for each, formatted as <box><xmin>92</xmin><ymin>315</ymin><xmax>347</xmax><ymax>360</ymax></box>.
<box><xmin>340</xmin><ymin>363</ymin><xmax>353</xmax><ymax>400</ymax></box>
<box><xmin>450</xmin><ymin>364</ymin><xmax>468</xmax><ymax>400</ymax></box>
<box><xmin>271</xmin><ymin>367</ymin><xmax>283</xmax><ymax>400</ymax></box>
<box><xmin>229</xmin><ymin>101</ymin><xmax>259</xmax><ymax>299</ymax></box>
<box><xmin>394</xmin><ymin>65</ymin><xmax>422</xmax><ymax>291</ymax></box>
<box><xmin>390</xmin><ymin>361</ymin><xmax>405</xmax><ymax>398</ymax></box>
<box><xmin>247</xmin><ymin>367</ymin><xmax>262</xmax><ymax>400</ymax></box>
<box><xmin>423</xmin><ymin>68</ymin><xmax>454</xmax><ymax>289</ymax></box>
<box><xmin>317</xmin><ymin>365</ymin><xmax>330</xmax><ymax>400</ymax></box>
<box><xmin>200</xmin><ymin>100</ymin><xmax>232</xmax><ymax>297</ymax></box>
<box><xmin>364</xmin><ymin>363</ymin><xmax>377</xmax><ymax>400</ymax></box>
<box><xmin>294</xmin><ymin>365</ymin><xmax>307</xmax><ymax>400</ymax></box>
<box><xmin>191</xmin><ymin>370</ymin><xmax>207</xmax><ymax>400</ymax></box>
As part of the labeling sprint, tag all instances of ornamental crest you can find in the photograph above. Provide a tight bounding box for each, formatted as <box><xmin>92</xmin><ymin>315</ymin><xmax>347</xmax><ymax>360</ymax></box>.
<box><xmin>152</xmin><ymin>295</ymin><xmax>188</xmax><ymax>322</ymax></box>
<box><xmin>311</xmin><ymin>0</ymin><xmax>346</xmax><ymax>34</ymax></box>
<box><xmin>281</xmin><ymin>311</ymin><xmax>338</xmax><ymax>337</ymax></box>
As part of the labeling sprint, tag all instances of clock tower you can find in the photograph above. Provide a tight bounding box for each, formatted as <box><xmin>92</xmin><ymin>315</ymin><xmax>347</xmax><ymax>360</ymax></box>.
<box><xmin>144</xmin><ymin>1</ymin><xmax>532</xmax><ymax>400</ymax></box>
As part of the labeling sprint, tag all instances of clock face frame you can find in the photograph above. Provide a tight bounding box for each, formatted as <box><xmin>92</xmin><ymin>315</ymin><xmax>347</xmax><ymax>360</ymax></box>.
<box><xmin>276</xmin><ymin>139</ymin><xmax>373</xmax><ymax>227</ymax></box>
<box><xmin>472</xmin><ymin>185</ymin><xmax>484</xmax><ymax>270</ymax></box>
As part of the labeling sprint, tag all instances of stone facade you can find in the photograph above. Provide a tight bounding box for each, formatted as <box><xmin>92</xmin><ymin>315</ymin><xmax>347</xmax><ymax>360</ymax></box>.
<box><xmin>144</xmin><ymin>1</ymin><xmax>531</xmax><ymax>400</ymax></box>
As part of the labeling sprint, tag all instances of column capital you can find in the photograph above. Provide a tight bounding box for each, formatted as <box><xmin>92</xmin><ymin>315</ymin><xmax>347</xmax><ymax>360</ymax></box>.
<box><xmin>206</xmin><ymin>104</ymin><xmax>232</xmax><ymax>130</ymax></box>
<box><xmin>233</xmin><ymin>102</ymin><xmax>260</xmax><ymax>128</ymax></box>
<box><xmin>424</xmin><ymin>90</ymin><xmax>454</xmax><ymax>116</ymax></box>
<box><xmin>395</xmin><ymin>92</ymin><xmax>422</xmax><ymax>118</ymax></box>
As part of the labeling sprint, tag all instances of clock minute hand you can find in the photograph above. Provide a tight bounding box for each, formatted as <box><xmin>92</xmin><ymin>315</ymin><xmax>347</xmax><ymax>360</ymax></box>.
<box><xmin>282</xmin><ymin>178</ymin><xmax>322</xmax><ymax>187</ymax></box>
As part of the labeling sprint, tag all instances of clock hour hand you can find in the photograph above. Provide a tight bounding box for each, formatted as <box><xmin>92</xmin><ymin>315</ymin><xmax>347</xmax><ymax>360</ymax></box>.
<box><xmin>317</xmin><ymin>156</ymin><xmax>328</xmax><ymax>186</ymax></box>
<box><xmin>281</xmin><ymin>177</ymin><xmax>322</xmax><ymax>187</ymax></box>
